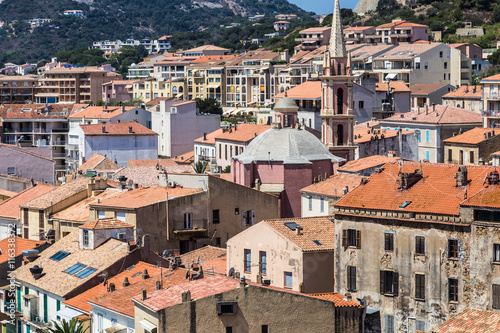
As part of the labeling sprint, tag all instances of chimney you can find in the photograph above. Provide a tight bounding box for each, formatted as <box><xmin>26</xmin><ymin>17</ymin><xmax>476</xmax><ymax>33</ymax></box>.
<box><xmin>121</xmin><ymin>105</ymin><xmax>125</xmax><ymax>113</ymax></box>
<box><xmin>128</xmin><ymin>126</ymin><xmax>133</xmax><ymax>134</ymax></box>
<box><xmin>123</xmin><ymin>277</ymin><xmax>130</xmax><ymax>287</ymax></box>
<box><xmin>142</xmin><ymin>269</ymin><xmax>150</xmax><ymax>280</ymax></box>
<box><xmin>239</xmin><ymin>276</ymin><xmax>247</xmax><ymax>288</ymax></box>
<box><xmin>234</xmin><ymin>123</ymin><xmax>237</xmax><ymax>131</ymax></box>
<box><xmin>254</xmin><ymin>178</ymin><xmax>260</xmax><ymax>191</ymax></box>
<box><xmin>102</xmin><ymin>126</ymin><xmax>106</xmax><ymax>134</ymax></box>
<box><xmin>473</xmin><ymin>86</ymin><xmax>477</xmax><ymax>93</ymax></box>
<box><xmin>295</xmin><ymin>226</ymin><xmax>302</xmax><ymax>235</ymax></box>
<box><xmin>455</xmin><ymin>166</ymin><xmax>468</xmax><ymax>187</ymax></box>
<box><xmin>424</xmin><ymin>104</ymin><xmax>429</xmax><ymax>115</ymax></box>
<box><xmin>388</xmin><ymin>151</ymin><xmax>395</xmax><ymax>158</ymax></box>
<box><xmin>181</xmin><ymin>290</ymin><xmax>191</xmax><ymax>302</ymax></box>
<box><xmin>203</xmin><ymin>132</ymin><xmax>207</xmax><ymax>141</ymax></box>
<box><xmin>155</xmin><ymin>280</ymin><xmax>161</xmax><ymax>290</ymax></box>
<box><xmin>142</xmin><ymin>234</ymin><xmax>151</xmax><ymax>253</ymax></box>
<box><xmin>133</xmin><ymin>183</ymin><xmax>139</xmax><ymax>189</ymax></box>
<box><xmin>141</xmin><ymin>287</ymin><xmax>147</xmax><ymax>301</ymax></box>
<box><xmin>432</xmin><ymin>103</ymin><xmax>436</xmax><ymax>112</ymax></box>
<box><xmin>343</xmin><ymin>186</ymin><xmax>349</xmax><ymax>195</ymax></box>
<box><xmin>108</xmin><ymin>282</ymin><xmax>115</xmax><ymax>292</ymax></box>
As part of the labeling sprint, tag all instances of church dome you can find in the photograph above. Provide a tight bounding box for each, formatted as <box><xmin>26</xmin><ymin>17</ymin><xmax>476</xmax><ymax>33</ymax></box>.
<box><xmin>274</xmin><ymin>96</ymin><xmax>299</xmax><ymax>112</ymax></box>
<box><xmin>235</xmin><ymin>128</ymin><xmax>345</xmax><ymax>165</ymax></box>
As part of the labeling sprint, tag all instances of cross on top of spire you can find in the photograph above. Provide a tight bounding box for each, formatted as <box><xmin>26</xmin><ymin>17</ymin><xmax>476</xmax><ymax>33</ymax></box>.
<box><xmin>328</xmin><ymin>0</ymin><xmax>347</xmax><ymax>58</ymax></box>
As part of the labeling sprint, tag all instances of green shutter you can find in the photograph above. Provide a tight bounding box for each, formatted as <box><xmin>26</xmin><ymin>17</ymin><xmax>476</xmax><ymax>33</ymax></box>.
<box><xmin>57</xmin><ymin>300</ymin><xmax>61</xmax><ymax>320</ymax></box>
<box><xmin>43</xmin><ymin>294</ymin><xmax>48</xmax><ymax>323</ymax></box>
<box><xmin>17</xmin><ymin>287</ymin><xmax>21</xmax><ymax>311</ymax></box>
<box><xmin>24</xmin><ymin>287</ymin><xmax>29</xmax><ymax>295</ymax></box>
<box><xmin>26</xmin><ymin>325</ymin><xmax>30</xmax><ymax>333</ymax></box>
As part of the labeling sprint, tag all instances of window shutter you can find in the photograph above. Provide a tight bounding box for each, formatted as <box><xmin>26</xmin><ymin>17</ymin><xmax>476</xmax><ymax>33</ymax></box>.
<box><xmin>351</xmin><ymin>266</ymin><xmax>356</xmax><ymax>291</ymax></box>
<box><xmin>347</xmin><ymin>267</ymin><xmax>351</xmax><ymax>290</ymax></box>
<box><xmin>356</xmin><ymin>230</ymin><xmax>361</xmax><ymax>249</ymax></box>
<box><xmin>342</xmin><ymin>229</ymin><xmax>347</xmax><ymax>247</ymax></box>
<box><xmin>241</xmin><ymin>210</ymin><xmax>247</xmax><ymax>226</ymax></box>
<box><xmin>380</xmin><ymin>270</ymin><xmax>385</xmax><ymax>294</ymax></box>
<box><xmin>251</xmin><ymin>209</ymin><xmax>255</xmax><ymax>225</ymax></box>
<box><xmin>393</xmin><ymin>272</ymin><xmax>399</xmax><ymax>296</ymax></box>
<box><xmin>493</xmin><ymin>285</ymin><xmax>500</xmax><ymax>309</ymax></box>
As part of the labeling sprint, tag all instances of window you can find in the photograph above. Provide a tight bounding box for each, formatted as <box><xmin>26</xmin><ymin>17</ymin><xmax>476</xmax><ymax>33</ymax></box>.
<box><xmin>244</xmin><ymin>249</ymin><xmax>251</xmax><ymax>272</ymax></box>
<box><xmin>380</xmin><ymin>270</ymin><xmax>399</xmax><ymax>295</ymax></box>
<box><xmin>248</xmin><ymin>249</ymin><xmax>263</xmax><ymax>277</ymax></box>
<box><xmin>448</xmin><ymin>149</ymin><xmax>452</xmax><ymax>162</ymax></box>
<box><xmin>444</xmin><ymin>73</ymin><xmax>446</xmax><ymax>80</ymax></box>
<box><xmin>49</xmin><ymin>251</ymin><xmax>70</xmax><ymax>261</ymax></box>
<box><xmin>416</xmin><ymin>62</ymin><xmax>420</xmax><ymax>69</ymax></box>
<box><xmin>261</xmin><ymin>325</ymin><xmax>269</xmax><ymax>333</ymax></box>
<box><xmin>424</xmin><ymin>62</ymin><xmax>428</xmax><ymax>69</ymax></box>
<box><xmin>439</xmin><ymin>51</ymin><xmax>443</xmax><ymax>58</ymax></box>
<box><xmin>359</xmin><ymin>101</ymin><xmax>364</xmax><ymax>109</ymax></box>
<box><xmin>98</xmin><ymin>211</ymin><xmax>105</xmax><ymax>219</ymax></box>
<box><xmin>425</xmin><ymin>130</ymin><xmax>430</xmax><ymax>143</ymax></box>
<box><xmin>448</xmin><ymin>278</ymin><xmax>458</xmax><ymax>302</ymax></box>
<box><xmin>347</xmin><ymin>266</ymin><xmax>356</xmax><ymax>291</ymax></box>
<box><xmin>385</xmin><ymin>314</ymin><xmax>394</xmax><ymax>333</ymax></box>
<box><xmin>212</xmin><ymin>209</ymin><xmax>220</xmax><ymax>224</ymax></box>
<box><xmin>241</xmin><ymin>209</ymin><xmax>255</xmax><ymax>226</ymax></box>
<box><xmin>384</xmin><ymin>232</ymin><xmax>394</xmax><ymax>251</ymax></box>
<box><xmin>74</xmin><ymin>267</ymin><xmax>97</xmax><ymax>279</ymax></box>
<box><xmin>216</xmin><ymin>301</ymin><xmax>238</xmax><ymax>315</ymax></box>
<box><xmin>83</xmin><ymin>230</ymin><xmax>89</xmax><ymax>246</ymax></box>
<box><xmin>184</xmin><ymin>213</ymin><xmax>193</xmax><ymax>229</ymax></box>
<box><xmin>494</xmin><ymin>244</ymin><xmax>500</xmax><ymax>262</ymax></box>
<box><xmin>415</xmin><ymin>236</ymin><xmax>425</xmax><ymax>254</ymax></box>
<box><xmin>448</xmin><ymin>239</ymin><xmax>459</xmax><ymax>259</ymax></box>
<box><xmin>342</xmin><ymin>229</ymin><xmax>361</xmax><ymax>248</ymax></box>
<box><xmin>39</xmin><ymin>210</ymin><xmax>44</xmax><ymax>228</ymax></box>
<box><xmin>219</xmin><ymin>144</ymin><xmax>221</xmax><ymax>159</ymax></box>
<box><xmin>470</xmin><ymin>151</ymin><xmax>474</xmax><ymax>164</ymax></box>
<box><xmin>493</xmin><ymin>284</ymin><xmax>500</xmax><ymax>309</ymax></box>
<box><xmin>320</xmin><ymin>197</ymin><xmax>324</xmax><ymax>213</ymax></box>
<box><xmin>284</xmin><ymin>271</ymin><xmax>292</xmax><ymax>288</ymax></box>
<box><xmin>425</xmin><ymin>150</ymin><xmax>430</xmax><ymax>161</ymax></box>
<box><xmin>444</xmin><ymin>62</ymin><xmax>447</xmax><ymax>69</ymax></box>
<box><xmin>308</xmin><ymin>196</ymin><xmax>312</xmax><ymax>210</ymax></box>
<box><xmin>459</xmin><ymin>150</ymin><xmax>463</xmax><ymax>164</ymax></box>
<box><xmin>416</xmin><ymin>321</ymin><xmax>426</xmax><ymax>332</ymax></box>
<box><xmin>415</xmin><ymin>274</ymin><xmax>425</xmax><ymax>300</ymax></box>
<box><xmin>226</xmin><ymin>328</ymin><xmax>233</xmax><ymax>333</ymax></box>
<box><xmin>64</xmin><ymin>263</ymin><xmax>86</xmax><ymax>275</ymax></box>
<box><xmin>7</xmin><ymin>167</ymin><xmax>15</xmax><ymax>175</ymax></box>
<box><xmin>116</xmin><ymin>212</ymin><xmax>126</xmax><ymax>222</ymax></box>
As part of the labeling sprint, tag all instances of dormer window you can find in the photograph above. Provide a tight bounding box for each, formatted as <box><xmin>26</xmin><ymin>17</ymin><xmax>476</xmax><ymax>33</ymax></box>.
<box><xmin>83</xmin><ymin>230</ymin><xmax>89</xmax><ymax>246</ymax></box>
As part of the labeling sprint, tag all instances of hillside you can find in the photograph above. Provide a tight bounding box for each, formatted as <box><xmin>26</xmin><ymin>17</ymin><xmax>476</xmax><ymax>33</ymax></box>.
<box><xmin>0</xmin><ymin>0</ymin><xmax>310</xmax><ymax>64</ymax></box>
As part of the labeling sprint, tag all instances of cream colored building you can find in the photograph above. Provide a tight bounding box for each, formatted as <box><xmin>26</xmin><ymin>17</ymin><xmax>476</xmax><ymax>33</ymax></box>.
<box><xmin>442</xmin><ymin>84</ymin><xmax>483</xmax><ymax>113</ymax></box>
<box><xmin>133</xmin><ymin>78</ymin><xmax>186</xmax><ymax>103</ymax></box>
<box><xmin>227</xmin><ymin>216</ymin><xmax>335</xmax><ymax>294</ymax></box>
<box><xmin>443</xmin><ymin>127</ymin><xmax>500</xmax><ymax>165</ymax></box>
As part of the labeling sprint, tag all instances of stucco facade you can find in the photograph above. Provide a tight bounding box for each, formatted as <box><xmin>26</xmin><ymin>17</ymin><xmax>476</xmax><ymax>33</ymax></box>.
<box><xmin>0</xmin><ymin>145</ymin><xmax>55</xmax><ymax>184</ymax></box>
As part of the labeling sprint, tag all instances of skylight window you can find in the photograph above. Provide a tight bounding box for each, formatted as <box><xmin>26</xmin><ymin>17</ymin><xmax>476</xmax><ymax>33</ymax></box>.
<box><xmin>284</xmin><ymin>222</ymin><xmax>301</xmax><ymax>230</ymax></box>
<box><xmin>131</xmin><ymin>272</ymin><xmax>142</xmax><ymax>278</ymax></box>
<box><xmin>75</xmin><ymin>267</ymin><xmax>97</xmax><ymax>279</ymax></box>
<box><xmin>49</xmin><ymin>250</ymin><xmax>70</xmax><ymax>261</ymax></box>
<box><xmin>313</xmin><ymin>240</ymin><xmax>322</xmax><ymax>246</ymax></box>
<box><xmin>64</xmin><ymin>263</ymin><xmax>86</xmax><ymax>275</ymax></box>
<box><xmin>399</xmin><ymin>201</ymin><xmax>412</xmax><ymax>209</ymax></box>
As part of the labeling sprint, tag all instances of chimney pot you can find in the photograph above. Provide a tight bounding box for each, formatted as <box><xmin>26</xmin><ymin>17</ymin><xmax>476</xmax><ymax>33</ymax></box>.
<box><xmin>102</xmin><ymin>126</ymin><xmax>106</xmax><ymax>134</ymax></box>
<box><xmin>108</xmin><ymin>282</ymin><xmax>115</xmax><ymax>292</ymax></box>
<box><xmin>155</xmin><ymin>280</ymin><xmax>161</xmax><ymax>290</ymax></box>
<box><xmin>128</xmin><ymin>126</ymin><xmax>133</xmax><ymax>134</ymax></box>
<box><xmin>424</xmin><ymin>104</ymin><xmax>429</xmax><ymax>115</ymax></box>
<box><xmin>142</xmin><ymin>269</ymin><xmax>150</xmax><ymax>280</ymax></box>
<box><xmin>141</xmin><ymin>287</ymin><xmax>147</xmax><ymax>300</ymax></box>
<box><xmin>123</xmin><ymin>277</ymin><xmax>130</xmax><ymax>287</ymax></box>
<box><xmin>295</xmin><ymin>226</ymin><xmax>302</xmax><ymax>235</ymax></box>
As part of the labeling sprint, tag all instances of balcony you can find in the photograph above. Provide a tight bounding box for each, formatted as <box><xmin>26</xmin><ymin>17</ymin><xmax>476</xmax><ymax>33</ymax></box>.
<box><xmin>484</xmin><ymin>92</ymin><xmax>500</xmax><ymax>100</ymax></box>
<box><xmin>172</xmin><ymin>219</ymin><xmax>208</xmax><ymax>236</ymax></box>
<box><xmin>52</xmin><ymin>127</ymin><xmax>69</xmax><ymax>132</ymax></box>
<box><xmin>197</xmin><ymin>154</ymin><xmax>212</xmax><ymax>162</ymax></box>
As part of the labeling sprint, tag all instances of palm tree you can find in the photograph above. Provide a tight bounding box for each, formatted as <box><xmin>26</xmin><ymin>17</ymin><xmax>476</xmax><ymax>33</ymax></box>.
<box><xmin>44</xmin><ymin>318</ymin><xmax>88</xmax><ymax>333</ymax></box>
<box><xmin>193</xmin><ymin>161</ymin><xmax>208</xmax><ymax>174</ymax></box>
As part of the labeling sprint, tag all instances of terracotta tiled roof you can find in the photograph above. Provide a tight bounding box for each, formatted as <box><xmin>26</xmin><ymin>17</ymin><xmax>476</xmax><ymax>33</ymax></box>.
<box><xmin>174</xmin><ymin>151</ymin><xmax>195</xmax><ymax>164</ymax></box>
<box><xmin>90</xmin><ymin>186</ymin><xmax>203</xmax><ymax>209</ymax></box>
<box><xmin>0</xmin><ymin>185</ymin><xmax>56</xmax><ymax>219</ymax></box>
<box><xmin>77</xmin><ymin>153</ymin><xmax>120</xmax><ymax>172</ymax></box>
<box><xmin>64</xmin><ymin>261</ymin><xmax>162</xmax><ymax>313</ymax></box>
<box><xmin>354</xmin><ymin>120</ymin><xmax>380</xmax><ymax>131</ymax></box>
<box><xmin>335</xmin><ymin>161</ymin><xmax>496</xmax><ymax>216</ymax></box>
<box><xmin>377</xmin><ymin>20</ymin><xmax>428</xmax><ymax>28</ymax></box>
<box><xmin>0</xmin><ymin>188</ymin><xmax>17</xmax><ymax>197</ymax></box>
<box><xmin>443</xmin><ymin>127</ymin><xmax>499</xmax><ymax>145</ymax></box>
<box><xmin>375</xmin><ymin>43</ymin><xmax>437</xmax><ymax>60</ymax></box>
<box><xmin>145</xmin><ymin>97</ymin><xmax>174</xmax><ymax>106</ymax></box>
<box><xmin>14</xmin><ymin>231</ymin><xmax>130</xmax><ymax>297</ymax></box>
<box><xmin>0</xmin><ymin>103</ymin><xmax>80</xmax><ymax>119</ymax></box>
<box><xmin>180</xmin><ymin>246</ymin><xmax>227</xmax><ymax>275</ymax></box>
<box><xmin>382</xmin><ymin>105</ymin><xmax>482</xmax><ymax>124</ymax></box>
<box><xmin>112</xmin><ymin>165</ymin><xmax>194</xmax><ymax>187</ymax></box>
<box><xmin>0</xmin><ymin>237</ymin><xmax>45</xmax><ymax>264</ymax></box>
<box><xmin>338</xmin><ymin>155</ymin><xmax>399</xmax><ymax>173</ymax></box>
<box><xmin>410</xmin><ymin>83</ymin><xmax>450</xmax><ymax>95</ymax></box>
<box><xmin>80</xmin><ymin>217</ymin><xmax>133</xmax><ymax>230</ymax></box>
<box><xmin>376</xmin><ymin>81</ymin><xmax>410</xmax><ymax>93</ymax></box>
<box><xmin>350</xmin><ymin>45</ymin><xmax>394</xmax><ymax>61</ymax></box>
<box><xmin>481</xmin><ymin>73</ymin><xmax>500</xmax><ymax>82</ymax></box>
<box><xmin>461</xmin><ymin>180</ymin><xmax>500</xmax><ymax>208</ymax></box>
<box><xmin>273</xmin><ymin>80</ymin><xmax>321</xmax><ymax>100</ymax></box>
<box><xmin>308</xmin><ymin>292</ymin><xmax>363</xmax><ymax>308</ymax></box>
<box><xmin>69</xmin><ymin>106</ymin><xmax>135</xmax><ymax>119</ymax></box>
<box><xmin>128</xmin><ymin>159</ymin><xmax>178</xmax><ymax>167</ymax></box>
<box><xmin>90</xmin><ymin>268</ymin><xmax>187</xmax><ymax>316</ymax></box>
<box><xmin>45</xmin><ymin>66</ymin><xmax>106</xmax><ymax>74</ymax></box>
<box><xmin>80</xmin><ymin>122</ymin><xmax>157</xmax><ymax>136</ymax></box>
<box><xmin>21</xmin><ymin>177</ymin><xmax>92</xmax><ymax>210</ymax></box>
<box><xmin>300</xmin><ymin>173</ymin><xmax>364</xmax><ymax>197</ymax></box>
<box><xmin>344</xmin><ymin>26</ymin><xmax>373</xmax><ymax>31</ymax></box>
<box><xmin>194</xmin><ymin>124</ymin><xmax>271</xmax><ymax>144</ymax></box>
<box><xmin>299</xmin><ymin>27</ymin><xmax>330</xmax><ymax>33</ymax></box>
<box><xmin>51</xmin><ymin>190</ymin><xmax>123</xmax><ymax>222</ymax></box>
<box><xmin>430</xmin><ymin>308</ymin><xmax>500</xmax><ymax>332</ymax></box>
<box><xmin>264</xmin><ymin>216</ymin><xmax>335</xmax><ymax>252</ymax></box>
<box><xmin>219</xmin><ymin>173</ymin><xmax>232</xmax><ymax>181</ymax></box>
<box><xmin>354</xmin><ymin>128</ymin><xmax>412</xmax><ymax>144</ymax></box>
<box><xmin>183</xmin><ymin>45</ymin><xmax>230</xmax><ymax>52</ymax></box>
<box><xmin>442</xmin><ymin>85</ymin><xmax>482</xmax><ymax>99</ymax></box>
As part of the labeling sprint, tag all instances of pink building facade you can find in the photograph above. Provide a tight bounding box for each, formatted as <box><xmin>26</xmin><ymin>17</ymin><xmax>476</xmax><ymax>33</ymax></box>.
<box><xmin>102</xmin><ymin>80</ymin><xmax>134</xmax><ymax>102</ymax></box>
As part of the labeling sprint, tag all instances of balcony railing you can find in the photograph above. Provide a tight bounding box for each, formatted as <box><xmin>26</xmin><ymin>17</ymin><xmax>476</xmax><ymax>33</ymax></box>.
<box><xmin>172</xmin><ymin>219</ymin><xmax>208</xmax><ymax>235</ymax></box>
<box><xmin>484</xmin><ymin>93</ymin><xmax>499</xmax><ymax>100</ymax></box>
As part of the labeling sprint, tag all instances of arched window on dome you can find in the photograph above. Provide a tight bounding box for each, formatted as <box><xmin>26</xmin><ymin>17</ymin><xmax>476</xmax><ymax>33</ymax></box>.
<box><xmin>337</xmin><ymin>124</ymin><xmax>344</xmax><ymax>146</ymax></box>
<box><xmin>337</xmin><ymin>88</ymin><xmax>343</xmax><ymax>114</ymax></box>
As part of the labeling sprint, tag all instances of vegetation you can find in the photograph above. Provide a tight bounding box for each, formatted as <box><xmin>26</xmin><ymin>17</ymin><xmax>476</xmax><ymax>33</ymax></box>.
<box><xmin>44</xmin><ymin>318</ymin><xmax>88</xmax><ymax>333</ymax></box>
<box><xmin>195</xmin><ymin>97</ymin><xmax>223</xmax><ymax>115</ymax></box>
<box><xmin>193</xmin><ymin>161</ymin><xmax>208</xmax><ymax>174</ymax></box>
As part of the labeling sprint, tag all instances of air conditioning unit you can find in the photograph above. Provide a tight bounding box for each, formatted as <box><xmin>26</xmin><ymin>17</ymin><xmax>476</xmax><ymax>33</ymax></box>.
<box><xmin>262</xmin><ymin>279</ymin><xmax>271</xmax><ymax>285</ymax></box>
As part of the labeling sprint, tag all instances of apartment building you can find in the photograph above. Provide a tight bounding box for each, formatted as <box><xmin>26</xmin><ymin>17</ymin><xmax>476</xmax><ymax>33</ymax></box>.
<box><xmin>36</xmin><ymin>67</ymin><xmax>115</xmax><ymax>103</ymax></box>
<box><xmin>102</xmin><ymin>80</ymin><xmax>133</xmax><ymax>102</ymax></box>
<box><xmin>294</xmin><ymin>27</ymin><xmax>331</xmax><ymax>52</ymax></box>
<box><xmin>177</xmin><ymin>45</ymin><xmax>229</xmax><ymax>57</ymax></box>
<box><xmin>443</xmin><ymin>127</ymin><xmax>500</xmax><ymax>165</ymax></box>
<box><xmin>450</xmin><ymin>43</ymin><xmax>488</xmax><ymax>74</ymax></box>
<box><xmin>0</xmin><ymin>75</ymin><xmax>38</xmax><ymax>103</ymax></box>
<box><xmin>90</xmin><ymin>37</ymin><xmax>171</xmax><ymax>55</ymax></box>
<box><xmin>225</xmin><ymin>50</ymin><xmax>288</xmax><ymax>107</ymax></box>
<box><xmin>480</xmin><ymin>74</ymin><xmax>500</xmax><ymax>120</ymax></box>
<box><xmin>343</xmin><ymin>26</ymin><xmax>376</xmax><ymax>44</ymax></box>
<box><xmin>375</xmin><ymin>20</ymin><xmax>429</xmax><ymax>44</ymax></box>
<box><xmin>410</xmin><ymin>83</ymin><xmax>455</xmax><ymax>110</ymax></box>
<box><xmin>333</xmin><ymin>162</ymin><xmax>500</xmax><ymax>332</ymax></box>
<box><xmin>442</xmin><ymin>84</ymin><xmax>483</xmax><ymax>113</ymax></box>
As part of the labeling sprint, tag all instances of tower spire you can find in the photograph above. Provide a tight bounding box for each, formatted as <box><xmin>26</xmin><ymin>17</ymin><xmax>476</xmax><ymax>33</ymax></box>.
<box><xmin>329</xmin><ymin>0</ymin><xmax>346</xmax><ymax>58</ymax></box>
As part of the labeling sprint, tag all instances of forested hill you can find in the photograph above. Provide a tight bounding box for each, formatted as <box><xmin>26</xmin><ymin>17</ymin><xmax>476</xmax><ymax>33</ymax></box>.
<box><xmin>0</xmin><ymin>0</ymin><xmax>310</xmax><ymax>64</ymax></box>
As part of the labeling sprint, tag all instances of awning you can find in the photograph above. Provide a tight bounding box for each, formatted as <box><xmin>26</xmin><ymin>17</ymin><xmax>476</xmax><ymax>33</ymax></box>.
<box><xmin>385</xmin><ymin>73</ymin><xmax>398</xmax><ymax>80</ymax></box>
<box><xmin>125</xmin><ymin>85</ymin><xmax>133</xmax><ymax>89</ymax></box>
<box><xmin>176</xmin><ymin>93</ymin><xmax>183</xmax><ymax>98</ymax></box>
<box><xmin>139</xmin><ymin>320</ymin><xmax>157</xmax><ymax>333</ymax></box>
<box><xmin>366</xmin><ymin>308</ymin><xmax>380</xmax><ymax>315</ymax></box>
<box><xmin>56</xmin><ymin>307</ymin><xmax>85</xmax><ymax>320</ymax></box>
<box><xmin>260</xmin><ymin>183</ymin><xmax>284</xmax><ymax>193</ymax></box>
<box><xmin>105</xmin><ymin>325</ymin><xmax>127</xmax><ymax>333</ymax></box>
<box><xmin>207</xmin><ymin>83</ymin><xmax>221</xmax><ymax>89</ymax></box>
